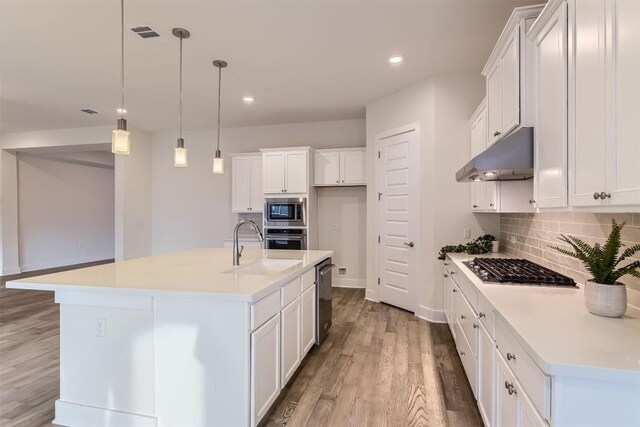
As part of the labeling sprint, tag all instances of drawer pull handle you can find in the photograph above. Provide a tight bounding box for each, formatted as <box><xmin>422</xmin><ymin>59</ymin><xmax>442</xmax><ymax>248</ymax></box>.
<box><xmin>507</xmin><ymin>352</ymin><xmax>516</xmax><ymax>361</ymax></box>
<box><xmin>504</xmin><ymin>381</ymin><xmax>517</xmax><ymax>395</ymax></box>
<box><xmin>444</xmin><ymin>274</ymin><xmax>449</xmax><ymax>277</ymax></box>
<box><xmin>444</xmin><ymin>262</ymin><xmax>449</xmax><ymax>266</ymax></box>
<box><xmin>452</xmin><ymin>289</ymin><xmax>458</xmax><ymax>293</ymax></box>
<box><xmin>460</xmin><ymin>351</ymin><xmax>465</xmax><ymax>356</ymax></box>
<box><xmin>473</xmin><ymin>323</ymin><xmax>479</xmax><ymax>329</ymax></box>
<box><xmin>479</xmin><ymin>312</ymin><xmax>486</xmax><ymax>318</ymax></box>
<box><xmin>460</xmin><ymin>315</ymin><xmax>466</xmax><ymax>320</ymax></box>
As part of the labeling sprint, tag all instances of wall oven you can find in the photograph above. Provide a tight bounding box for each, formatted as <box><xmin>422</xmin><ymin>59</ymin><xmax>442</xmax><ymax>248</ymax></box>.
<box><xmin>264</xmin><ymin>198</ymin><xmax>306</xmax><ymax>227</ymax></box>
<box><xmin>264</xmin><ymin>228</ymin><xmax>307</xmax><ymax>250</ymax></box>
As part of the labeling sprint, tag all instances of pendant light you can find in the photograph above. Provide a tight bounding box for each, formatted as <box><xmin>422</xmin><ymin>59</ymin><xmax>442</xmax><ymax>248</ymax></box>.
<box><xmin>173</xmin><ymin>28</ymin><xmax>190</xmax><ymax>167</ymax></box>
<box><xmin>212</xmin><ymin>60</ymin><xmax>227</xmax><ymax>174</ymax></box>
<box><xmin>112</xmin><ymin>0</ymin><xmax>130</xmax><ymax>155</ymax></box>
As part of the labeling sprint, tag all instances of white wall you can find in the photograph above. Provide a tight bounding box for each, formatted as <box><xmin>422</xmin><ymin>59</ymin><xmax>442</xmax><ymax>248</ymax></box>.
<box><xmin>366</xmin><ymin>72</ymin><xmax>499</xmax><ymax>321</ymax></box>
<box><xmin>151</xmin><ymin>119</ymin><xmax>366</xmax><ymax>281</ymax></box>
<box><xmin>0</xmin><ymin>149</ymin><xmax>20</xmax><ymax>275</ymax></box>
<box><xmin>17</xmin><ymin>153</ymin><xmax>115</xmax><ymax>271</ymax></box>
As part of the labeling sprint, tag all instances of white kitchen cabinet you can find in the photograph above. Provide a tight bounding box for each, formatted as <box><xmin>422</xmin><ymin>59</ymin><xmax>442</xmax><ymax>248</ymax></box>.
<box><xmin>301</xmin><ymin>285</ymin><xmax>316</xmax><ymax>356</ymax></box>
<box><xmin>232</xmin><ymin>154</ymin><xmax>263</xmax><ymax>213</ymax></box>
<box><xmin>470</xmin><ymin>101</ymin><xmax>500</xmax><ymax>212</ymax></box>
<box><xmin>531</xmin><ymin>0</ymin><xmax>568</xmax><ymax>209</ymax></box>
<box><xmin>281</xmin><ymin>296</ymin><xmax>301</xmax><ymax>386</ymax></box>
<box><xmin>483</xmin><ymin>6</ymin><xmax>542</xmax><ymax>146</ymax></box>
<box><xmin>262</xmin><ymin>149</ymin><xmax>310</xmax><ymax>195</ymax></box>
<box><xmin>568</xmin><ymin>0</ymin><xmax>640</xmax><ymax>208</ymax></box>
<box><xmin>496</xmin><ymin>353</ymin><xmax>519</xmax><ymax>427</ymax></box>
<box><xmin>314</xmin><ymin>148</ymin><xmax>366</xmax><ymax>186</ymax></box>
<box><xmin>251</xmin><ymin>313</ymin><xmax>280</xmax><ymax>426</ymax></box>
<box><xmin>478</xmin><ymin>322</ymin><xmax>495</xmax><ymax>427</ymax></box>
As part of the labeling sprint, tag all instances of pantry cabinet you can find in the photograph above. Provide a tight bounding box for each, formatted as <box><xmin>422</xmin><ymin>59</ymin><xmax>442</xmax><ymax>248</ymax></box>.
<box><xmin>568</xmin><ymin>0</ymin><xmax>640</xmax><ymax>207</ymax></box>
<box><xmin>314</xmin><ymin>148</ymin><xmax>366</xmax><ymax>186</ymax></box>
<box><xmin>232</xmin><ymin>154</ymin><xmax>263</xmax><ymax>213</ymax></box>
<box><xmin>261</xmin><ymin>148</ymin><xmax>310</xmax><ymax>195</ymax></box>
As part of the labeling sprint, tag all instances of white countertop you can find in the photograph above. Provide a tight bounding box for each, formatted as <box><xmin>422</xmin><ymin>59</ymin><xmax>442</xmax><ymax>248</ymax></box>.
<box><xmin>447</xmin><ymin>253</ymin><xmax>640</xmax><ymax>383</ymax></box>
<box><xmin>7</xmin><ymin>248</ymin><xmax>333</xmax><ymax>303</ymax></box>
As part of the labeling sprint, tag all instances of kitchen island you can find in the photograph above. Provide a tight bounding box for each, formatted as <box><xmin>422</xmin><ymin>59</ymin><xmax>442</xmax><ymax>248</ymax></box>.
<box><xmin>7</xmin><ymin>248</ymin><xmax>333</xmax><ymax>427</ymax></box>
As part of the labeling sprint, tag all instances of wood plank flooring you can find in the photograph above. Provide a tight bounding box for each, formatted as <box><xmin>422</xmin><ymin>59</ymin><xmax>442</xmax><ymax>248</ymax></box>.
<box><xmin>263</xmin><ymin>288</ymin><xmax>482</xmax><ymax>427</ymax></box>
<box><xmin>1</xmin><ymin>268</ymin><xmax>481</xmax><ymax>427</ymax></box>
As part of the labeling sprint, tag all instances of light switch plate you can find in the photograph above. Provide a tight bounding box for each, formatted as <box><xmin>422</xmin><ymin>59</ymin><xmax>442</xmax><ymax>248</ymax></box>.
<box><xmin>464</xmin><ymin>228</ymin><xmax>472</xmax><ymax>239</ymax></box>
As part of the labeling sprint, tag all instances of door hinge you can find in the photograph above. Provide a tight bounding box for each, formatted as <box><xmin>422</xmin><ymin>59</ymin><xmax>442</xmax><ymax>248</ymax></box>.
<box><xmin>377</xmin><ymin>277</ymin><xmax>381</xmax><ymax>285</ymax></box>
<box><xmin>378</xmin><ymin>235</ymin><xmax>380</xmax><ymax>243</ymax></box>
<box><xmin>378</xmin><ymin>151</ymin><xmax>381</xmax><ymax>159</ymax></box>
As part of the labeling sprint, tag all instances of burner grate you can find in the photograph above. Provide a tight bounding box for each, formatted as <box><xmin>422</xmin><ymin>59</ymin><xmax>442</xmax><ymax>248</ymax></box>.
<box><xmin>469</xmin><ymin>258</ymin><xmax>576</xmax><ymax>286</ymax></box>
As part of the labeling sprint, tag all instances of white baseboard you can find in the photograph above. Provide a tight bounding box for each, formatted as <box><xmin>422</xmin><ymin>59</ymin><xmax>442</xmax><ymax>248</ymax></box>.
<box><xmin>0</xmin><ymin>266</ymin><xmax>21</xmax><ymax>276</ymax></box>
<box><xmin>19</xmin><ymin>254</ymin><xmax>113</xmax><ymax>273</ymax></box>
<box><xmin>415</xmin><ymin>304</ymin><xmax>446</xmax><ymax>323</ymax></box>
<box><xmin>333</xmin><ymin>278</ymin><xmax>366</xmax><ymax>289</ymax></box>
<box><xmin>54</xmin><ymin>400</ymin><xmax>157</xmax><ymax>427</ymax></box>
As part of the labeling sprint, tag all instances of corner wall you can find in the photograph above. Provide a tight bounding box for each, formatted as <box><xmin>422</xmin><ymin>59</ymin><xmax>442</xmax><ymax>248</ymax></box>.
<box><xmin>366</xmin><ymin>72</ymin><xmax>500</xmax><ymax>321</ymax></box>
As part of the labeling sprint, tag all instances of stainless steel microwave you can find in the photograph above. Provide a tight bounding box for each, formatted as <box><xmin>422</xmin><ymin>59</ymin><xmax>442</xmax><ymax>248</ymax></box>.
<box><xmin>264</xmin><ymin>198</ymin><xmax>306</xmax><ymax>227</ymax></box>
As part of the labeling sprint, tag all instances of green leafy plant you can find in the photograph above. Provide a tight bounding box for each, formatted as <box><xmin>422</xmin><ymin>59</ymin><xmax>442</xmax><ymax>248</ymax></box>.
<box><xmin>550</xmin><ymin>220</ymin><xmax>640</xmax><ymax>285</ymax></box>
<box><xmin>438</xmin><ymin>234</ymin><xmax>496</xmax><ymax>260</ymax></box>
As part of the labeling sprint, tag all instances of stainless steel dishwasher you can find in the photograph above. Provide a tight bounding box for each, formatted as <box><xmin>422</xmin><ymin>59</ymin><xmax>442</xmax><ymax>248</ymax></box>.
<box><xmin>315</xmin><ymin>258</ymin><xmax>335</xmax><ymax>345</ymax></box>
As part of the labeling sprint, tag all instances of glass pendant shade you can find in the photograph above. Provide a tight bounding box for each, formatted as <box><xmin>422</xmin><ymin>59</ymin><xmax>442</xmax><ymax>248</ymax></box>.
<box><xmin>174</xmin><ymin>147</ymin><xmax>188</xmax><ymax>167</ymax></box>
<box><xmin>212</xmin><ymin>154</ymin><xmax>224</xmax><ymax>174</ymax></box>
<box><xmin>112</xmin><ymin>118</ymin><xmax>130</xmax><ymax>155</ymax></box>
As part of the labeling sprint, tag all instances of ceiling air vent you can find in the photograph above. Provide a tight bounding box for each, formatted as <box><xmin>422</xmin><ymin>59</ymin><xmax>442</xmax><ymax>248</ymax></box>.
<box><xmin>130</xmin><ymin>25</ymin><xmax>165</xmax><ymax>42</ymax></box>
<box><xmin>80</xmin><ymin>108</ymin><xmax>98</xmax><ymax>114</ymax></box>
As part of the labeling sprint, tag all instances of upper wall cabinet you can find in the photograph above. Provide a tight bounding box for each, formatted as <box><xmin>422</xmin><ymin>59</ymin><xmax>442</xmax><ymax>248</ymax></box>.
<box><xmin>567</xmin><ymin>0</ymin><xmax>640</xmax><ymax>208</ymax></box>
<box><xmin>261</xmin><ymin>148</ymin><xmax>310</xmax><ymax>195</ymax></box>
<box><xmin>483</xmin><ymin>5</ymin><xmax>543</xmax><ymax>146</ymax></box>
<box><xmin>470</xmin><ymin>100</ymin><xmax>499</xmax><ymax>212</ymax></box>
<box><xmin>314</xmin><ymin>148</ymin><xmax>366</xmax><ymax>186</ymax></box>
<box><xmin>232</xmin><ymin>154</ymin><xmax>263</xmax><ymax>213</ymax></box>
<box><xmin>530</xmin><ymin>0</ymin><xmax>568</xmax><ymax>209</ymax></box>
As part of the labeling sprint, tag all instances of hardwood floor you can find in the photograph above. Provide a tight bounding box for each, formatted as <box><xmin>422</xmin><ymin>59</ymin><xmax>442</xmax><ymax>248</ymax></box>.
<box><xmin>264</xmin><ymin>288</ymin><xmax>482</xmax><ymax>427</ymax></box>
<box><xmin>0</xmin><ymin>270</ymin><xmax>481</xmax><ymax>427</ymax></box>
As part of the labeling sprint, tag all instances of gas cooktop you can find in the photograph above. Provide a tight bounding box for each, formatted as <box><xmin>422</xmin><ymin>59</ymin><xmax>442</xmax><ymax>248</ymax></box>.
<box><xmin>462</xmin><ymin>258</ymin><xmax>577</xmax><ymax>287</ymax></box>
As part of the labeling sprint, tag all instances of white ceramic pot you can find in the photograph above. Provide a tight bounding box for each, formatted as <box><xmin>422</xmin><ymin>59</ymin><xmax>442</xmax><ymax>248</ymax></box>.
<box><xmin>584</xmin><ymin>281</ymin><xmax>627</xmax><ymax>318</ymax></box>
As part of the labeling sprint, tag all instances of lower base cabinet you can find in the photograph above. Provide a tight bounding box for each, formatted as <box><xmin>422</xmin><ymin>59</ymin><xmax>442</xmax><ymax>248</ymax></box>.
<box><xmin>301</xmin><ymin>285</ymin><xmax>316</xmax><ymax>355</ymax></box>
<box><xmin>281</xmin><ymin>297</ymin><xmax>302</xmax><ymax>386</ymax></box>
<box><xmin>478</xmin><ymin>322</ymin><xmax>495</xmax><ymax>427</ymax></box>
<box><xmin>251</xmin><ymin>314</ymin><xmax>281</xmax><ymax>426</ymax></box>
<box><xmin>496</xmin><ymin>353</ymin><xmax>546</xmax><ymax>427</ymax></box>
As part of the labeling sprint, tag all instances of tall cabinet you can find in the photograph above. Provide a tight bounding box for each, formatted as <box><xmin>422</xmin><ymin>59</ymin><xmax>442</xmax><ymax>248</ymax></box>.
<box><xmin>232</xmin><ymin>154</ymin><xmax>263</xmax><ymax>213</ymax></box>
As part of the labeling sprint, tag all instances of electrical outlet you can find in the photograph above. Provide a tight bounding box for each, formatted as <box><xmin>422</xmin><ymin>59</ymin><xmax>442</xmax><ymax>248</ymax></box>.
<box><xmin>96</xmin><ymin>318</ymin><xmax>106</xmax><ymax>337</ymax></box>
<box><xmin>338</xmin><ymin>267</ymin><xmax>347</xmax><ymax>276</ymax></box>
<box><xmin>464</xmin><ymin>228</ymin><xmax>472</xmax><ymax>239</ymax></box>
<box><xmin>511</xmin><ymin>236</ymin><xmax>517</xmax><ymax>244</ymax></box>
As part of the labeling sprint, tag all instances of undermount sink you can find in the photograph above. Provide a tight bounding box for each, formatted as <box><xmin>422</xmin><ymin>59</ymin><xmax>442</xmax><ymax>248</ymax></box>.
<box><xmin>225</xmin><ymin>258</ymin><xmax>302</xmax><ymax>275</ymax></box>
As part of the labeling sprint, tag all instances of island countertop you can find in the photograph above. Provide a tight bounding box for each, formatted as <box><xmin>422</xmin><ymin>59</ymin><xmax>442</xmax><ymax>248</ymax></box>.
<box><xmin>6</xmin><ymin>248</ymin><xmax>333</xmax><ymax>303</ymax></box>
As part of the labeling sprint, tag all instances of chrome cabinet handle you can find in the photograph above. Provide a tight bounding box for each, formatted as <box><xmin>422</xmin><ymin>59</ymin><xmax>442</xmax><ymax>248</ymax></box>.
<box><xmin>479</xmin><ymin>312</ymin><xmax>486</xmax><ymax>318</ymax></box>
<box><xmin>403</xmin><ymin>242</ymin><xmax>415</xmax><ymax>248</ymax></box>
<box><xmin>493</xmin><ymin>131</ymin><xmax>501</xmax><ymax>137</ymax></box>
<box><xmin>460</xmin><ymin>315</ymin><xmax>466</xmax><ymax>320</ymax></box>
<box><xmin>473</xmin><ymin>323</ymin><xmax>479</xmax><ymax>329</ymax></box>
<box><xmin>342</xmin><ymin>180</ymin><xmax>345</xmax><ymax>183</ymax></box>
<box><xmin>529</xmin><ymin>199</ymin><xmax>535</xmax><ymax>204</ymax></box>
<box><xmin>600</xmin><ymin>192</ymin><xmax>611</xmax><ymax>199</ymax></box>
<box><xmin>489</xmin><ymin>203</ymin><xmax>495</xmax><ymax>207</ymax></box>
<box><xmin>473</xmin><ymin>204</ymin><xmax>479</xmax><ymax>208</ymax></box>
<box><xmin>593</xmin><ymin>192</ymin><xmax>601</xmax><ymax>200</ymax></box>
<box><xmin>444</xmin><ymin>262</ymin><xmax>449</xmax><ymax>266</ymax></box>
<box><xmin>444</xmin><ymin>274</ymin><xmax>449</xmax><ymax>277</ymax></box>
<box><xmin>452</xmin><ymin>289</ymin><xmax>458</xmax><ymax>293</ymax></box>
<box><xmin>460</xmin><ymin>351</ymin><xmax>465</xmax><ymax>356</ymax></box>
<box><xmin>507</xmin><ymin>352</ymin><xmax>516</xmax><ymax>361</ymax></box>
<box><xmin>505</xmin><ymin>381</ymin><xmax>516</xmax><ymax>395</ymax></box>
<box><xmin>336</xmin><ymin>180</ymin><xmax>339</xmax><ymax>183</ymax></box>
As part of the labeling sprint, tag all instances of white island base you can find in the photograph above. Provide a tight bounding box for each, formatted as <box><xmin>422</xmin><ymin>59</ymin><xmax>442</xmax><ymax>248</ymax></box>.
<box><xmin>8</xmin><ymin>249</ymin><xmax>333</xmax><ymax>427</ymax></box>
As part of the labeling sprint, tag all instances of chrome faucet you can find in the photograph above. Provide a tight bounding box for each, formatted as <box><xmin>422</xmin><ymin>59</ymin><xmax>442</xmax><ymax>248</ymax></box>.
<box><xmin>233</xmin><ymin>220</ymin><xmax>264</xmax><ymax>266</ymax></box>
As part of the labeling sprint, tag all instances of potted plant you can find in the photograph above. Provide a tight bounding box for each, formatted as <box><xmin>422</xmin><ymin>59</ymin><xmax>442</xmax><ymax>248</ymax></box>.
<box><xmin>550</xmin><ymin>220</ymin><xmax>640</xmax><ymax>318</ymax></box>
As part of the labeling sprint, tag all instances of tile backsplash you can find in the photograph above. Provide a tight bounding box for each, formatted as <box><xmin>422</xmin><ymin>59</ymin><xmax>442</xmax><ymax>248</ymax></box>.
<box><xmin>500</xmin><ymin>213</ymin><xmax>640</xmax><ymax>310</ymax></box>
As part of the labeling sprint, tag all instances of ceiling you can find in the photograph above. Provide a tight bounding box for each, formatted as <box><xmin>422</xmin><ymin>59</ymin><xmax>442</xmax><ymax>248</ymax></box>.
<box><xmin>0</xmin><ymin>0</ymin><xmax>541</xmax><ymax>133</ymax></box>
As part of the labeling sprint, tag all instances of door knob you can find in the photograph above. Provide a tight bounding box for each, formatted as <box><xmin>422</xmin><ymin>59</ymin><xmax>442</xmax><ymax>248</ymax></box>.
<box><xmin>403</xmin><ymin>242</ymin><xmax>415</xmax><ymax>247</ymax></box>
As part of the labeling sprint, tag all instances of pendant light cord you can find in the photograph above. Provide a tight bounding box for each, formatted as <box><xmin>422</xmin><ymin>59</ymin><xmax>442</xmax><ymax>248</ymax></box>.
<box><xmin>179</xmin><ymin>36</ymin><xmax>183</xmax><ymax>140</ymax></box>
<box><xmin>216</xmin><ymin>65</ymin><xmax>222</xmax><ymax>152</ymax></box>
<box><xmin>120</xmin><ymin>0</ymin><xmax>125</xmax><ymax>118</ymax></box>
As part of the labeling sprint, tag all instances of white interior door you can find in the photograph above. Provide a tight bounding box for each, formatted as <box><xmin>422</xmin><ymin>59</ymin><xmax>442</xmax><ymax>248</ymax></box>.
<box><xmin>377</xmin><ymin>128</ymin><xmax>419</xmax><ymax>312</ymax></box>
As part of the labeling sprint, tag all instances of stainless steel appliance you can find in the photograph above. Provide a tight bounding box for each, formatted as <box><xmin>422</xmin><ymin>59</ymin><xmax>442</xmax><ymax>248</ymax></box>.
<box><xmin>316</xmin><ymin>258</ymin><xmax>334</xmax><ymax>345</ymax></box>
<box><xmin>463</xmin><ymin>258</ymin><xmax>576</xmax><ymax>287</ymax></box>
<box><xmin>264</xmin><ymin>228</ymin><xmax>307</xmax><ymax>250</ymax></box>
<box><xmin>264</xmin><ymin>198</ymin><xmax>307</xmax><ymax>227</ymax></box>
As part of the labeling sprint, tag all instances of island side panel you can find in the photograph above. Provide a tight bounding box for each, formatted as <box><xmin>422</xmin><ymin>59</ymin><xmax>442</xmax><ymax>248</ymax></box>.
<box><xmin>155</xmin><ymin>296</ymin><xmax>251</xmax><ymax>427</ymax></box>
<box><xmin>55</xmin><ymin>292</ymin><xmax>157</xmax><ymax>425</ymax></box>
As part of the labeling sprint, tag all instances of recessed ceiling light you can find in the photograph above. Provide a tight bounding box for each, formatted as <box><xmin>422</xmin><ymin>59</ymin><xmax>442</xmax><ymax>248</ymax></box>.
<box><xmin>243</xmin><ymin>96</ymin><xmax>254</xmax><ymax>104</ymax></box>
<box><xmin>484</xmin><ymin>171</ymin><xmax>496</xmax><ymax>177</ymax></box>
<box><xmin>116</xmin><ymin>107</ymin><xmax>127</xmax><ymax>114</ymax></box>
<box><xmin>473</xmin><ymin>177</ymin><xmax>483</xmax><ymax>182</ymax></box>
<box><xmin>389</xmin><ymin>55</ymin><xmax>404</xmax><ymax>64</ymax></box>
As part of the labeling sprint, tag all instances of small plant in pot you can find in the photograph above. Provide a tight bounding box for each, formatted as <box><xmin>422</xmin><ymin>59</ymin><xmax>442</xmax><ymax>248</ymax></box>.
<box><xmin>550</xmin><ymin>220</ymin><xmax>640</xmax><ymax>318</ymax></box>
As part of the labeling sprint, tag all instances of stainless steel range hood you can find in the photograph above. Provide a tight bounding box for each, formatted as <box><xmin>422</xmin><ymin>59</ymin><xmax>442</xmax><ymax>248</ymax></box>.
<box><xmin>456</xmin><ymin>127</ymin><xmax>533</xmax><ymax>182</ymax></box>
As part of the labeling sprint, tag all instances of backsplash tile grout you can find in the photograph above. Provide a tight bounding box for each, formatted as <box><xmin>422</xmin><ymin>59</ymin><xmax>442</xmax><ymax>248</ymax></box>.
<box><xmin>500</xmin><ymin>212</ymin><xmax>640</xmax><ymax>310</ymax></box>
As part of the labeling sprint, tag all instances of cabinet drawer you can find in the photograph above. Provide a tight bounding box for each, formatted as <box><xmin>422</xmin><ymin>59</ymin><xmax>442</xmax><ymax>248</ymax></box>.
<box><xmin>457</xmin><ymin>292</ymin><xmax>479</xmax><ymax>358</ymax></box>
<box><xmin>456</xmin><ymin>325</ymin><xmax>478</xmax><ymax>398</ymax></box>
<box><xmin>477</xmin><ymin>293</ymin><xmax>495</xmax><ymax>338</ymax></box>
<box><xmin>447</xmin><ymin>260</ymin><xmax>478</xmax><ymax>310</ymax></box>
<box><xmin>495</xmin><ymin>317</ymin><xmax>550</xmax><ymax>420</ymax></box>
<box><xmin>251</xmin><ymin>290</ymin><xmax>281</xmax><ymax>331</ymax></box>
<box><xmin>301</xmin><ymin>268</ymin><xmax>315</xmax><ymax>292</ymax></box>
<box><xmin>281</xmin><ymin>277</ymin><xmax>301</xmax><ymax>307</ymax></box>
